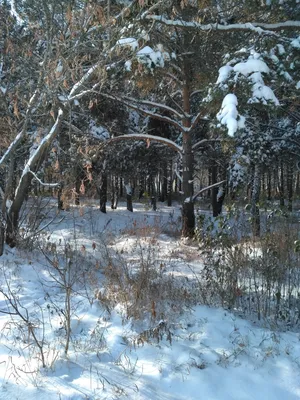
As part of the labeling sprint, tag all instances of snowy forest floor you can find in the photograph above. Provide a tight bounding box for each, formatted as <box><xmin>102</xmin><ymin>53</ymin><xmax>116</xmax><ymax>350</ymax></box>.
<box><xmin>0</xmin><ymin>199</ymin><xmax>299</xmax><ymax>399</ymax></box>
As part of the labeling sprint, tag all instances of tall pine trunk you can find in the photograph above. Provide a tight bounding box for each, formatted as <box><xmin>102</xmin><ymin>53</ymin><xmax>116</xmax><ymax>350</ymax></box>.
<box><xmin>251</xmin><ymin>164</ymin><xmax>261</xmax><ymax>237</ymax></box>
<box><xmin>181</xmin><ymin>56</ymin><xmax>195</xmax><ymax>237</ymax></box>
<box><xmin>99</xmin><ymin>173</ymin><xmax>107</xmax><ymax>213</ymax></box>
<box><xmin>167</xmin><ymin>160</ymin><xmax>172</xmax><ymax>207</ymax></box>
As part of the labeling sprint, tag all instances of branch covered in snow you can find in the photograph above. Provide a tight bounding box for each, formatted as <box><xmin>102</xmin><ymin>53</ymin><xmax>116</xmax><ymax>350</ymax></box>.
<box><xmin>68</xmin><ymin>62</ymin><xmax>102</xmax><ymax>100</ymax></box>
<box><xmin>0</xmin><ymin>90</ymin><xmax>40</xmax><ymax>168</ymax></box>
<box><xmin>192</xmin><ymin>180</ymin><xmax>226</xmax><ymax>202</ymax></box>
<box><xmin>28</xmin><ymin>169</ymin><xmax>60</xmax><ymax>188</ymax></box>
<box><xmin>217</xmin><ymin>94</ymin><xmax>244</xmax><ymax>137</ymax></box>
<box><xmin>142</xmin><ymin>15</ymin><xmax>300</xmax><ymax>34</ymax></box>
<box><xmin>9</xmin><ymin>109</ymin><xmax>64</xmax><ymax>213</ymax></box>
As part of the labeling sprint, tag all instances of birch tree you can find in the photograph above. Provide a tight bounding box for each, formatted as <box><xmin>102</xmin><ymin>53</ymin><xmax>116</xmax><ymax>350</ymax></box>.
<box><xmin>0</xmin><ymin>0</ymin><xmax>123</xmax><ymax>248</ymax></box>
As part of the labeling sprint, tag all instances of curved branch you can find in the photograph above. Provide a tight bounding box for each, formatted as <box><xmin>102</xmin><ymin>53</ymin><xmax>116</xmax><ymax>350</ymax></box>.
<box><xmin>122</xmin><ymin>95</ymin><xmax>186</xmax><ymax>119</ymax></box>
<box><xmin>101</xmin><ymin>93</ymin><xmax>186</xmax><ymax>133</ymax></box>
<box><xmin>99</xmin><ymin>133</ymin><xmax>182</xmax><ymax>154</ymax></box>
<box><xmin>192</xmin><ymin>180</ymin><xmax>226</xmax><ymax>203</ymax></box>
<box><xmin>192</xmin><ymin>138</ymin><xmax>222</xmax><ymax>151</ymax></box>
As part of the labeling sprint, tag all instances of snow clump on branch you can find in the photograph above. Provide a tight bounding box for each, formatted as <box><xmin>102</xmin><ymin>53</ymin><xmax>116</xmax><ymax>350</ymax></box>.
<box><xmin>217</xmin><ymin>52</ymin><xmax>279</xmax><ymax>106</ymax></box>
<box><xmin>217</xmin><ymin>94</ymin><xmax>245</xmax><ymax>137</ymax></box>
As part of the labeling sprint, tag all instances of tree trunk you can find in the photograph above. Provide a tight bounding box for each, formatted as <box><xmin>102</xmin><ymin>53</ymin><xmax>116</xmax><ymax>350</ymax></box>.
<box><xmin>6</xmin><ymin>108</ymin><xmax>63</xmax><ymax>247</ymax></box>
<box><xmin>151</xmin><ymin>196</ymin><xmax>157</xmax><ymax>211</ymax></box>
<box><xmin>111</xmin><ymin>175</ymin><xmax>119</xmax><ymax>209</ymax></box>
<box><xmin>99</xmin><ymin>173</ymin><xmax>107</xmax><ymax>213</ymax></box>
<box><xmin>0</xmin><ymin>212</ymin><xmax>5</xmax><ymax>256</ymax></box>
<box><xmin>167</xmin><ymin>160</ymin><xmax>172</xmax><ymax>207</ymax></box>
<box><xmin>279</xmin><ymin>161</ymin><xmax>284</xmax><ymax>208</ymax></box>
<box><xmin>74</xmin><ymin>174</ymin><xmax>80</xmax><ymax>206</ymax></box>
<box><xmin>182</xmin><ymin>130</ymin><xmax>194</xmax><ymax>236</ymax></box>
<box><xmin>159</xmin><ymin>163</ymin><xmax>168</xmax><ymax>202</ymax></box>
<box><xmin>125</xmin><ymin>183</ymin><xmax>133</xmax><ymax>212</ymax></box>
<box><xmin>181</xmin><ymin>56</ymin><xmax>195</xmax><ymax>237</ymax></box>
<box><xmin>295</xmin><ymin>171</ymin><xmax>300</xmax><ymax>197</ymax></box>
<box><xmin>138</xmin><ymin>178</ymin><xmax>145</xmax><ymax>200</ymax></box>
<box><xmin>211</xmin><ymin>164</ymin><xmax>219</xmax><ymax>217</ymax></box>
<box><xmin>6</xmin><ymin>173</ymin><xmax>31</xmax><ymax>247</ymax></box>
<box><xmin>216</xmin><ymin>186</ymin><xmax>226</xmax><ymax>215</ymax></box>
<box><xmin>251</xmin><ymin>164</ymin><xmax>261</xmax><ymax>237</ymax></box>
<box><xmin>267</xmin><ymin>169</ymin><xmax>272</xmax><ymax>201</ymax></box>
<box><xmin>287</xmin><ymin>163</ymin><xmax>293</xmax><ymax>212</ymax></box>
<box><xmin>119</xmin><ymin>177</ymin><xmax>123</xmax><ymax>198</ymax></box>
<box><xmin>57</xmin><ymin>182</ymin><xmax>64</xmax><ymax>210</ymax></box>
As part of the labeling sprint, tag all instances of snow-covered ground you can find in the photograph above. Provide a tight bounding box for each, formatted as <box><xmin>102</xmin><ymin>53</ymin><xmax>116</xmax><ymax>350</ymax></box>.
<box><xmin>0</xmin><ymin>200</ymin><xmax>299</xmax><ymax>399</ymax></box>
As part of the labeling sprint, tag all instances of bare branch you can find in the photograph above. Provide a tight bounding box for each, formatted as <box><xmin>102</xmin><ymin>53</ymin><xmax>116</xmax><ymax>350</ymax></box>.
<box><xmin>192</xmin><ymin>180</ymin><xmax>226</xmax><ymax>202</ymax></box>
<box><xmin>122</xmin><ymin>95</ymin><xmax>187</xmax><ymax>120</ymax></box>
<box><xmin>101</xmin><ymin>93</ymin><xmax>186</xmax><ymax>132</ymax></box>
<box><xmin>100</xmin><ymin>133</ymin><xmax>182</xmax><ymax>154</ymax></box>
<box><xmin>189</xmin><ymin>112</ymin><xmax>210</xmax><ymax>131</ymax></box>
<box><xmin>192</xmin><ymin>138</ymin><xmax>222</xmax><ymax>151</ymax></box>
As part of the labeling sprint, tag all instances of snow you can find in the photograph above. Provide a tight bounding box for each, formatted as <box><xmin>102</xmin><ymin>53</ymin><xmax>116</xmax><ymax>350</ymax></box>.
<box><xmin>217</xmin><ymin>54</ymin><xmax>279</xmax><ymax>107</ymax></box>
<box><xmin>249</xmin><ymin>72</ymin><xmax>280</xmax><ymax>105</ymax></box>
<box><xmin>0</xmin><ymin>201</ymin><xmax>300</xmax><ymax>399</ymax></box>
<box><xmin>1</xmin><ymin>201</ymin><xmax>300</xmax><ymax>399</ymax></box>
<box><xmin>277</xmin><ymin>44</ymin><xmax>286</xmax><ymax>55</ymax></box>
<box><xmin>291</xmin><ymin>36</ymin><xmax>300</xmax><ymax>49</ymax></box>
<box><xmin>233</xmin><ymin>59</ymin><xmax>270</xmax><ymax>76</ymax></box>
<box><xmin>124</xmin><ymin>60</ymin><xmax>132</xmax><ymax>71</ymax></box>
<box><xmin>216</xmin><ymin>65</ymin><xmax>233</xmax><ymax>84</ymax></box>
<box><xmin>116</xmin><ymin>37</ymin><xmax>139</xmax><ymax>51</ymax></box>
<box><xmin>217</xmin><ymin>94</ymin><xmax>240</xmax><ymax>137</ymax></box>
<box><xmin>89</xmin><ymin>120</ymin><xmax>110</xmax><ymax>140</ymax></box>
<box><xmin>137</xmin><ymin>46</ymin><xmax>165</xmax><ymax>69</ymax></box>
<box><xmin>56</xmin><ymin>61</ymin><xmax>63</xmax><ymax>73</ymax></box>
<box><xmin>296</xmin><ymin>81</ymin><xmax>300</xmax><ymax>89</ymax></box>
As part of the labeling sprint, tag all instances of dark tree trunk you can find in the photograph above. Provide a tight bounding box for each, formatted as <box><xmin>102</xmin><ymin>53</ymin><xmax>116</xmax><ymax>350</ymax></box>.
<box><xmin>6</xmin><ymin>209</ymin><xmax>19</xmax><ymax>248</ymax></box>
<box><xmin>287</xmin><ymin>163</ymin><xmax>293</xmax><ymax>212</ymax></box>
<box><xmin>6</xmin><ymin>164</ymin><xmax>32</xmax><ymax>247</ymax></box>
<box><xmin>159</xmin><ymin>163</ymin><xmax>168</xmax><ymax>202</ymax></box>
<box><xmin>181</xmin><ymin>51</ymin><xmax>195</xmax><ymax>237</ymax></box>
<box><xmin>111</xmin><ymin>175</ymin><xmax>119</xmax><ymax>209</ymax></box>
<box><xmin>279</xmin><ymin>161</ymin><xmax>285</xmax><ymax>208</ymax></box>
<box><xmin>295</xmin><ymin>171</ymin><xmax>300</xmax><ymax>197</ymax></box>
<box><xmin>138</xmin><ymin>178</ymin><xmax>145</xmax><ymax>200</ymax></box>
<box><xmin>251</xmin><ymin>164</ymin><xmax>261</xmax><ymax>237</ymax></box>
<box><xmin>75</xmin><ymin>174</ymin><xmax>80</xmax><ymax>206</ymax></box>
<box><xmin>151</xmin><ymin>196</ymin><xmax>157</xmax><ymax>211</ymax></box>
<box><xmin>167</xmin><ymin>161</ymin><xmax>172</xmax><ymax>207</ymax></box>
<box><xmin>216</xmin><ymin>186</ymin><xmax>226</xmax><ymax>215</ymax></box>
<box><xmin>216</xmin><ymin>166</ymin><xmax>227</xmax><ymax>215</ymax></box>
<box><xmin>181</xmin><ymin>130</ymin><xmax>194</xmax><ymax>236</ymax></box>
<box><xmin>126</xmin><ymin>183</ymin><xmax>133</xmax><ymax>212</ymax></box>
<box><xmin>211</xmin><ymin>164</ymin><xmax>219</xmax><ymax>217</ymax></box>
<box><xmin>99</xmin><ymin>173</ymin><xmax>107</xmax><ymax>213</ymax></box>
<box><xmin>0</xmin><ymin>212</ymin><xmax>4</xmax><ymax>256</ymax></box>
<box><xmin>119</xmin><ymin>177</ymin><xmax>123</xmax><ymax>198</ymax></box>
<box><xmin>57</xmin><ymin>183</ymin><xmax>64</xmax><ymax>210</ymax></box>
<box><xmin>267</xmin><ymin>169</ymin><xmax>272</xmax><ymax>201</ymax></box>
